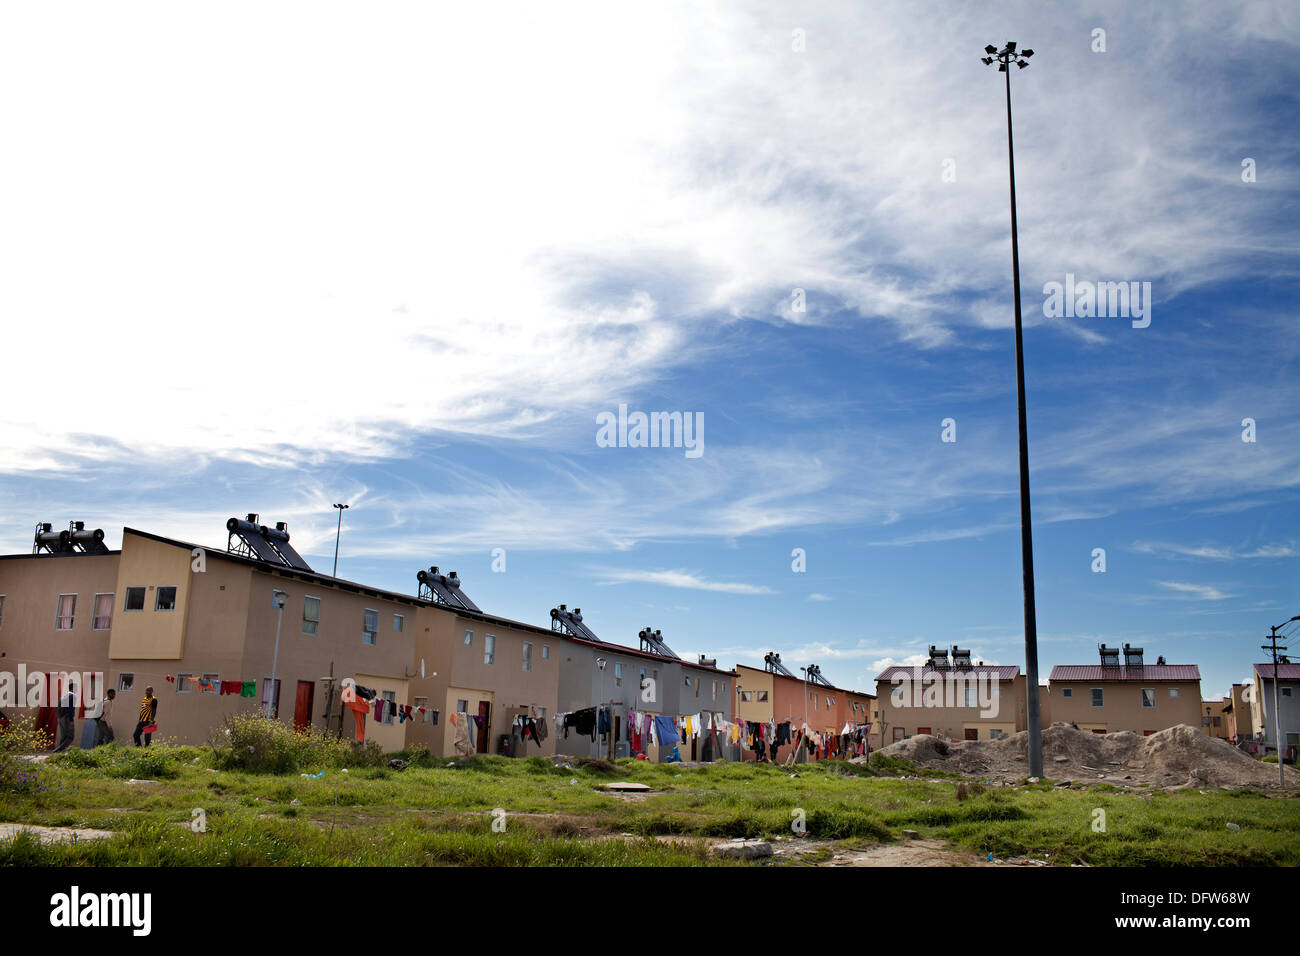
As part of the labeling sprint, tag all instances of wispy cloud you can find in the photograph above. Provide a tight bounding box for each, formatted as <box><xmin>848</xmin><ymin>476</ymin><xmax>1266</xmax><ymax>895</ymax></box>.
<box><xmin>592</xmin><ymin>568</ymin><xmax>775</xmax><ymax>595</ymax></box>
<box><xmin>1157</xmin><ymin>581</ymin><xmax>1235</xmax><ymax>601</ymax></box>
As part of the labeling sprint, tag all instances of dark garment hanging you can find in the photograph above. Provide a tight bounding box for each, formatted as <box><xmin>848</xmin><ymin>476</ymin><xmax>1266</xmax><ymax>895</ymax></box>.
<box><xmin>564</xmin><ymin>707</ymin><xmax>598</xmax><ymax>741</ymax></box>
<box><xmin>354</xmin><ymin>684</ymin><xmax>377</xmax><ymax>702</ymax></box>
<box><xmin>775</xmin><ymin>721</ymin><xmax>791</xmax><ymax>745</ymax></box>
<box><xmin>598</xmin><ymin>706</ymin><xmax>611</xmax><ymax>736</ymax></box>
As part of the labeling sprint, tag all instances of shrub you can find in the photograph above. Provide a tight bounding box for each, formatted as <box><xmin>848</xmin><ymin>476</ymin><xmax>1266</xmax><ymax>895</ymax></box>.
<box><xmin>53</xmin><ymin>744</ymin><xmax>183</xmax><ymax>779</ymax></box>
<box><xmin>0</xmin><ymin>714</ymin><xmax>53</xmax><ymax>796</ymax></box>
<box><xmin>209</xmin><ymin>713</ymin><xmax>379</xmax><ymax>773</ymax></box>
<box><xmin>867</xmin><ymin>752</ymin><xmax>916</xmax><ymax>775</ymax></box>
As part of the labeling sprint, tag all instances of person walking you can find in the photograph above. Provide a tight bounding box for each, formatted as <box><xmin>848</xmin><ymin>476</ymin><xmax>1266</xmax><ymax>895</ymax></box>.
<box><xmin>53</xmin><ymin>682</ymin><xmax>77</xmax><ymax>752</ymax></box>
<box><xmin>133</xmin><ymin>686</ymin><xmax>158</xmax><ymax>747</ymax></box>
<box><xmin>89</xmin><ymin>688</ymin><xmax>116</xmax><ymax>746</ymax></box>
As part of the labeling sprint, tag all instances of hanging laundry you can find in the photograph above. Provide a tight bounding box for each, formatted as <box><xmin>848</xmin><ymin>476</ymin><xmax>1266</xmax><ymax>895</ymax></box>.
<box><xmin>344</xmin><ymin>698</ymin><xmax>369</xmax><ymax>743</ymax></box>
<box><xmin>240</xmin><ymin>681</ymin><xmax>257</xmax><ymax>698</ymax></box>
<box><xmin>653</xmin><ymin>714</ymin><xmax>679</xmax><ymax>747</ymax></box>
<box><xmin>220</xmin><ymin>680</ymin><xmax>242</xmax><ymax>696</ymax></box>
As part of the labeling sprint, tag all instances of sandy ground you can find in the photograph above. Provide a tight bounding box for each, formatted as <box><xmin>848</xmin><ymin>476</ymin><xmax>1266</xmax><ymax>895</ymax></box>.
<box><xmin>874</xmin><ymin>722</ymin><xmax>1300</xmax><ymax>789</ymax></box>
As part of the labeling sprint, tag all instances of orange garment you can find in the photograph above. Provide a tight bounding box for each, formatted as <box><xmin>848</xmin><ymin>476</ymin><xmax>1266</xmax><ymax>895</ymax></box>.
<box><xmin>344</xmin><ymin>698</ymin><xmax>369</xmax><ymax>743</ymax></box>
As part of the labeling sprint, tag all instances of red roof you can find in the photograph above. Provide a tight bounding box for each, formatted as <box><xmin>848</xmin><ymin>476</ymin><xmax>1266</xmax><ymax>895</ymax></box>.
<box><xmin>1253</xmin><ymin>663</ymin><xmax>1300</xmax><ymax>680</ymax></box>
<box><xmin>1049</xmin><ymin>665</ymin><xmax>1200</xmax><ymax>682</ymax></box>
<box><xmin>875</xmin><ymin>665</ymin><xmax>1019</xmax><ymax>682</ymax></box>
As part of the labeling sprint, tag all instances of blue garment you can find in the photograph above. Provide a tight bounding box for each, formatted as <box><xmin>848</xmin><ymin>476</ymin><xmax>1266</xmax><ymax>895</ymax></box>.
<box><xmin>598</xmin><ymin>707</ymin><xmax>610</xmax><ymax>735</ymax></box>
<box><xmin>654</xmin><ymin>715</ymin><xmax>679</xmax><ymax>746</ymax></box>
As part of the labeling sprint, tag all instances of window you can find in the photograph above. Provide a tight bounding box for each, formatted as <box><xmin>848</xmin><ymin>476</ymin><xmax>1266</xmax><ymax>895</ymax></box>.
<box><xmin>382</xmin><ymin>690</ymin><xmax>396</xmax><ymax>725</ymax></box>
<box><xmin>1062</xmin><ymin>687</ymin><xmax>1073</xmax><ymax>698</ymax></box>
<box><xmin>990</xmin><ymin>728</ymin><xmax>1006</xmax><ymax>740</ymax></box>
<box><xmin>484</xmin><ymin>634</ymin><xmax>496</xmax><ymax>665</ymax></box>
<box><xmin>1284</xmin><ymin>687</ymin><xmax>1293</xmax><ymax>698</ymax></box>
<box><xmin>522</xmin><ymin>642</ymin><xmax>532</xmax><ymax>672</ymax></box>
<box><xmin>1212</xmin><ymin>716</ymin><xmax>1222</xmax><ymax>727</ymax></box>
<box><xmin>362</xmin><ymin>609</ymin><xmax>378</xmax><ymax>645</ymax></box>
<box><xmin>155</xmin><ymin>586</ymin><xmax>177</xmax><ymax>611</ymax></box>
<box><xmin>456</xmin><ymin>698</ymin><xmax>469</xmax><ymax>713</ymax></box>
<box><xmin>1168</xmin><ymin>688</ymin><xmax>1180</xmax><ymax>698</ymax></box>
<box><xmin>393</xmin><ymin>613</ymin><xmax>404</xmax><ymax>633</ymax></box>
<box><xmin>741</xmin><ymin>691</ymin><xmax>754</xmax><ymax>702</ymax></box>
<box><xmin>614</xmin><ymin>662</ymin><xmax>622</xmax><ymax>686</ymax></box>
<box><xmin>92</xmin><ymin>593</ymin><xmax>114</xmax><ymax>630</ymax></box>
<box><xmin>684</xmin><ymin>676</ymin><xmax>692</xmax><ymax>688</ymax></box>
<box><xmin>712</xmin><ymin>680</ymin><xmax>717</xmax><ymax>701</ymax></box>
<box><xmin>176</xmin><ymin>672</ymin><xmax>194</xmax><ymax>693</ymax></box>
<box><xmin>118</xmin><ymin>673</ymin><xmax>135</xmax><ymax>692</ymax></box>
<box><xmin>201</xmin><ymin>672</ymin><xmax>219</xmax><ymax>695</ymax></box>
<box><xmin>55</xmin><ymin>594</ymin><xmax>76</xmax><ymax>630</ymax></box>
<box><xmin>757</xmin><ymin>690</ymin><xmax>768</xmax><ymax>702</ymax></box>
<box><xmin>0</xmin><ymin>594</ymin><xmax>6</xmax><ymax>628</ymax></box>
<box><xmin>719</xmin><ymin>681</ymin><xmax>727</xmax><ymax>696</ymax></box>
<box><xmin>1141</xmin><ymin>688</ymin><xmax>1156</xmax><ymax>708</ymax></box>
<box><xmin>1091</xmin><ymin>688</ymin><xmax>1104</xmax><ymax>707</ymax></box>
<box><xmin>893</xmin><ymin>727</ymin><xmax>906</xmax><ymax>742</ymax></box>
<box><xmin>124</xmin><ymin>587</ymin><xmax>146</xmax><ymax>611</ymax></box>
<box><xmin>463</xmin><ymin>629</ymin><xmax>473</xmax><ymax>646</ymax></box>
<box><xmin>542</xmin><ymin>644</ymin><xmax>550</xmax><ymax>660</ymax></box>
<box><xmin>964</xmin><ymin>686</ymin><xmax>977</xmax><ymax>707</ymax></box>
<box><xmin>917</xmin><ymin>726</ymin><xmax>931</xmax><ymax>736</ymax></box>
<box><xmin>302</xmin><ymin>596</ymin><xmax>321</xmax><ymax>636</ymax></box>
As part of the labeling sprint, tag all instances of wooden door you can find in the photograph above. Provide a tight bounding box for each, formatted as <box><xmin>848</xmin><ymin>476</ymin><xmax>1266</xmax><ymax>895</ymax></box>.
<box><xmin>964</xmin><ymin>728</ymin><xmax>978</xmax><ymax>741</ymax></box>
<box><xmin>476</xmin><ymin>700</ymin><xmax>491</xmax><ymax>753</ymax></box>
<box><xmin>293</xmin><ymin>680</ymin><xmax>315</xmax><ymax>732</ymax></box>
<box><xmin>37</xmin><ymin>673</ymin><xmax>57</xmax><ymax>746</ymax></box>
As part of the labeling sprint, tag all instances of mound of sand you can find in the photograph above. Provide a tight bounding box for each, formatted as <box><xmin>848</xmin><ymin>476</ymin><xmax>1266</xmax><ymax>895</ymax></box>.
<box><xmin>876</xmin><ymin>722</ymin><xmax>1298</xmax><ymax>789</ymax></box>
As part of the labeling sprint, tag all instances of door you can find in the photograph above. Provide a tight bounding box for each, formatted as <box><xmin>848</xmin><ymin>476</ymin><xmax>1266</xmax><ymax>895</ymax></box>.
<box><xmin>964</xmin><ymin>728</ymin><xmax>978</xmax><ymax>741</ymax></box>
<box><xmin>293</xmin><ymin>680</ymin><xmax>315</xmax><ymax>732</ymax></box>
<box><xmin>37</xmin><ymin>673</ymin><xmax>57</xmax><ymax>746</ymax></box>
<box><xmin>476</xmin><ymin>700</ymin><xmax>491</xmax><ymax>753</ymax></box>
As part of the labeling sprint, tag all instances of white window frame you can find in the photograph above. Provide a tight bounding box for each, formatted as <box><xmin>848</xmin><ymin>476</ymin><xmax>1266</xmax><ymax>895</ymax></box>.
<box><xmin>1091</xmin><ymin>688</ymin><xmax>1104</xmax><ymax>708</ymax></box>
<box><xmin>0</xmin><ymin>593</ymin><xmax>6</xmax><ymax>628</ymax></box>
<box><xmin>362</xmin><ymin>608</ymin><xmax>378</xmax><ymax>645</ymax></box>
<box><xmin>201</xmin><ymin>672</ymin><xmax>220</xmax><ymax>695</ymax></box>
<box><xmin>154</xmin><ymin>586</ymin><xmax>178</xmax><ymax>612</ymax></box>
<box><xmin>1168</xmin><ymin>687</ymin><xmax>1180</xmax><ymax>698</ymax></box>
<box><xmin>522</xmin><ymin>642</ymin><xmax>532</xmax><ymax>672</ymax></box>
<box><xmin>55</xmin><ymin>593</ymin><xmax>76</xmax><ymax>630</ymax></box>
<box><xmin>484</xmin><ymin>633</ymin><xmax>496</xmax><ymax>666</ymax></box>
<box><xmin>118</xmin><ymin>672</ymin><xmax>135</xmax><ymax>693</ymax></box>
<box><xmin>542</xmin><ymin>644</ymin><xmax>550</xmax><ymax>660</ymax></box>
<box><xmin>614</xmin><ymin>662</ymin><xmax>622</xmax><ymax>686</ymax></box>
<box><xmin>1062</xmin><ymin>687</ymin><xmax>1073</xmax><ymax>698</ymax></box>
<box><xmin>302</xmin><ymin>595</ymin><xmax>321</xmax><ymax>636</ymax></box>
<box><xmin>463</xmin><ymin>629</ymin><xmax>473</xmax><ymax>646</ymax></box>
<box><xmin>176</xmin><ymin>672</ymin><xmax>194</xmax><ymax>694</ymax></box>
<box><xmin>92</xmin><ymin>592</ymin><xmax>114</xmax><ymax>630</ymax></box>
<box><xmin>1141</xmin><ymin>688</ymin><xmax>1156</xmax><ymax>709</ymax></box>
<box><xmin>393</xmin><ymin>613</ymin><xmax>404</xmax><ymax>633</ymax></box>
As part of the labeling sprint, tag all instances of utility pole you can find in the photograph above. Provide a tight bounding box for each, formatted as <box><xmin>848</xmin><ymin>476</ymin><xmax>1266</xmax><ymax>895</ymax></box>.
<box><xmin>982</xmin><ymin>41</ymin><xmax>1042</xmax><ymax>778</ymax></box>
<box><xmin>332</xmin><ymin>503</ymin><xmax>349</xmax><ymax>577</ymax></box>
<box><xmin>1264</xmin><ymin>615</ymin><xmax>1298</xmax><ymax>788</ymax></box>
<box><xmin>269</xmin><ymin>589</ymin><xmax>287</xmax><ymax>720</ymax></box>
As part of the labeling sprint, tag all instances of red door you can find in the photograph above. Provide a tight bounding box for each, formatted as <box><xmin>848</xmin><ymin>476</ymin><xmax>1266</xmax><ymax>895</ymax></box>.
<box><xmin>37</xmin><ymin>674</ymin><xmax>57</xmax><ymax>747</ymax></box>
<box><xmin>476</xmin><ymin>701</ymin><xmax>491</xmax><ymax>753</ymax></box>
<box><xmin>964</xmin><ymin>728</ymin><xmax>978</xmax><ymax>741</ymax></box>
<box><xmin>293</xmin><ymin>681</ymin><xmax>315</xmax><ymax>733</ymax></box>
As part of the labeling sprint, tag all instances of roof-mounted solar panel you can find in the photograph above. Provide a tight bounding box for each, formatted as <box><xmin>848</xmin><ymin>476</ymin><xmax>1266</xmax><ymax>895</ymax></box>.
<box><xmin>227</xmin><ymin>516</ymin><xmax>288</xmax><ymax>565</ymax></box>
<box><xmin>262</xmin><ymin>522</ymin><xmax>312</xmax><ymax>572</ymax></box>
<box><xmin>763</xmin><ymin>652</ymin><xmax>796</xmax><ymax>678</ymax></box>
<box><xmin>551</xmin><ymin>605</ymin><xmax>601</xmax><ymax>642</ymax></box>
<box><xmin>806</xmin><ymin>664</ymin><xmax>834</xmax><ymax>686</ymax></box>
<box><xmin>638</xmin><ymin>627</ymin><xmax>678</xmax><ymax>659</ymax></box>
<box><xmin>417</xmin><ymin>567</ymin><xmax>480</xmax><ymax>612</ymax></box>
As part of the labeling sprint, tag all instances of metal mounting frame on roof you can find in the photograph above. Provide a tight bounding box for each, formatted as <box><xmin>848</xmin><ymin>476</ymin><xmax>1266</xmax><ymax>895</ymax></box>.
<box><xmin>764</xmin><ymin>652</ymin><xmax>795</xmax><ymax>678</ymax></box>
<box><xmin>33</xmin><ymin>521</ymin><xmax>109</xmax><ymax>556</ymax></box>
<box><xmin>227</xmin><ymin>515</ymin><xmax>313</xmax><ymax>572</ymax></box>
<box><xmin>638</xmin><ymin>626</ymin><xmax>678</xmax><ymax>660</ymax></box>
<box><xmin>417</xmin><ymin>566</ymin><xmax>480</xmax><ymax>612</ymax></box>
<box><xmin>805</xmin><ymin>663</ymin><xmax>834</xmax><ymax>687</ymax></box>
<box><xmin>550</xmin><ymin>604</ymin><xmax>601</xmax><ymax>643</ymax></box>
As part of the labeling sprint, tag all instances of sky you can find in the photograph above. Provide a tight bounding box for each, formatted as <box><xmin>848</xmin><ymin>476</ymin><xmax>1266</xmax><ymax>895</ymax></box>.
<box><xmin>1</xmin><ymin>1</ymin><xmax>1296</xmax><ymax>700</ymax></box>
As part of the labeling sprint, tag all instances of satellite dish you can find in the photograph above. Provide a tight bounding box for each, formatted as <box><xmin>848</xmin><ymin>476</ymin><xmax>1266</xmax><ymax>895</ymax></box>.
<box><xmin>420</xmin><ymin>658</ymin><xmax>426</xmax><ymax>678</ymax></box>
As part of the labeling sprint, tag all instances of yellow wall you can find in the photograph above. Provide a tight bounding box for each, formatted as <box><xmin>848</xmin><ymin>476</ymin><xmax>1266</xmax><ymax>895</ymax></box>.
<box><xmin>108</xmin><ymin>532</ymin><xmax>194</xmax><ymax>659</ymax></box>
<box><xmin>355</xmin><ymin>672</ymin><xmax>410</xmax><ymax>752</ymax></box>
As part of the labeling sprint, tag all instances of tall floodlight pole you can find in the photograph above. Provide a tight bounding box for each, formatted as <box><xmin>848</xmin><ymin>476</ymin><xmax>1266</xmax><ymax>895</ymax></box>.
<box><xmin>332</xmin><ymin>503</ymin><xmax>349</xmax><ymax>577</ymax></box>
<box><xmin>982</xmin><ymin>41</ymin><xmax>1042</xmax><ymax>778</ymax></box>
<box><xmin>1264</xmin><ymin>616</ymin><xmax>1297</xmax><ymax>788</ymax></box>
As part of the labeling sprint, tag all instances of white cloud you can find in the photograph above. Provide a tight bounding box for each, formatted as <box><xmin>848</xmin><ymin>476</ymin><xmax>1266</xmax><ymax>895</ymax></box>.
<box><xmin>1157</xmin><ymin>581</ymin><xmax>1234</xmax><ymax>601</ymax></box>
<box><xmin>592</xmin><ymin>568</ymin><xmax>775</xmax><ymax>595</ymax></box>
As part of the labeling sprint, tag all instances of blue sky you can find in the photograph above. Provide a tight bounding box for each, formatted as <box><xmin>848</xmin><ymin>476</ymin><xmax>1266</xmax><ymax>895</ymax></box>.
<box><xmin>1</xmin><ymin>2</ymin><xmax>1296</xmax><ymax>699</ymax></box>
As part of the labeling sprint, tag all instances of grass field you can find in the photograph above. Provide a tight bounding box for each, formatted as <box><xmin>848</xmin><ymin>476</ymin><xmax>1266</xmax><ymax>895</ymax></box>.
<box><xmin>2</xmin><ymin>736</ymin><xmax>1297</xmax><ymax>867</ymax></box>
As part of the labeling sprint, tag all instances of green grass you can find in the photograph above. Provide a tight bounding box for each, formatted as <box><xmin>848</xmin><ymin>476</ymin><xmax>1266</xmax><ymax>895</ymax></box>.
<box><xmin>0</xmin><ymin>749</ymin><xmax>1295</xmax><ymax>866</ymax></box>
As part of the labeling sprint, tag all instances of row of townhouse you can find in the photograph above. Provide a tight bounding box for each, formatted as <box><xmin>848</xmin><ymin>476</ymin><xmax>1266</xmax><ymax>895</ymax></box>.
<box><xmin>0</xmin><ymin>519</ymin><xmax>735</xmax><ymax>761</ymax></box>
<box><xmin>1206</xmin><ymin>666</ymin><xmax>1299</xmax><ymax>761</ymax></box>
<box><xmin>874</xmin><ymin>644</ymin><xmax>1205</xmax><ymax>744</ymax></box>
<box><xmin>734</xmin><ymin>655</ymin><xmax>877</xmax><ymax>761</ymax></box>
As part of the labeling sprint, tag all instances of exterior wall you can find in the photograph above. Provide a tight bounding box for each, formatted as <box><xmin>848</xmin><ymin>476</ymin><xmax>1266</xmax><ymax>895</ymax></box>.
<box><xmin>1251</xmin><ymin>670</ymin><xmax>1300</xmax><ymax>754</ymax></box>
<box><xmin>556</xmin><ymin>640</ymin><xmax>670</xmax><ymax>759</ymax></box>
<box><xmin>1202</xmin><ymin>698</ymin><xmax>1230</xmax><ymax>739</ymax></box>
<box><xmin>0</xmin><ymin>551</ymin><xmax>121</xmax><ymax>736</ymax></box>
<box><xmin>875</xmin><ymin>675</ymin><xmax>1027</xmax><ymax>743</ymax></box>
<box><xmin>1227</xmin><ymin>683</ymin><xmax>1251</xmax><ymax>742</ymax></box>
<box><xmin>108</xmin><ymin>531</ymin><xmax>195</xmax><ymax>659</ymax></box>
<box><xmin>1047</xmin><ymin>679</ymin><xmax>1201</xmax><ymax>734</ymax></box>
<box><xmin>734</xmin><ymin>666</ymin><xmax>774</xmax><ymax>724</ymax></box>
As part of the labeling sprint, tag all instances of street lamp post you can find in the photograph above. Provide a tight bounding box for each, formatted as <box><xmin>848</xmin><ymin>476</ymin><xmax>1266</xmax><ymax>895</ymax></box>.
<box><xmin>332</xmin><ymin>503</ymin><xmax>349</xmax><ymax>577</ymax></box>
<box><xmin>269</xmin><ymin>589</ymin><xmax>287</xmax><ymax>720</ymax></box>
<box><xmin>982</xmin><ymin>40</ymin><xmax>1043</xmax><ymax>778</ymax></box>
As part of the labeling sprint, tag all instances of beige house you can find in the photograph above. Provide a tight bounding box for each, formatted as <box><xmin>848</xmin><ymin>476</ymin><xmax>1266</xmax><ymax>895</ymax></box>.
<box><xmin>1201</xmin><ymin>697</ymin><xmax>1230</xmax><ymax>740</ymax></box>
<box><xmin>1226</xmin><ymin>682</ymin><xmax>1252</xmax><ymax>743</ymax></box>
<box><xmin>1047</xmin><ymin>645</ymin><xmax>1201</xmax><ymax>735</ymax></box>
<box><xmin>875</xmin><ymin>647</ymin><xmax>1027</xmax><ymax>744</ymax></box>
